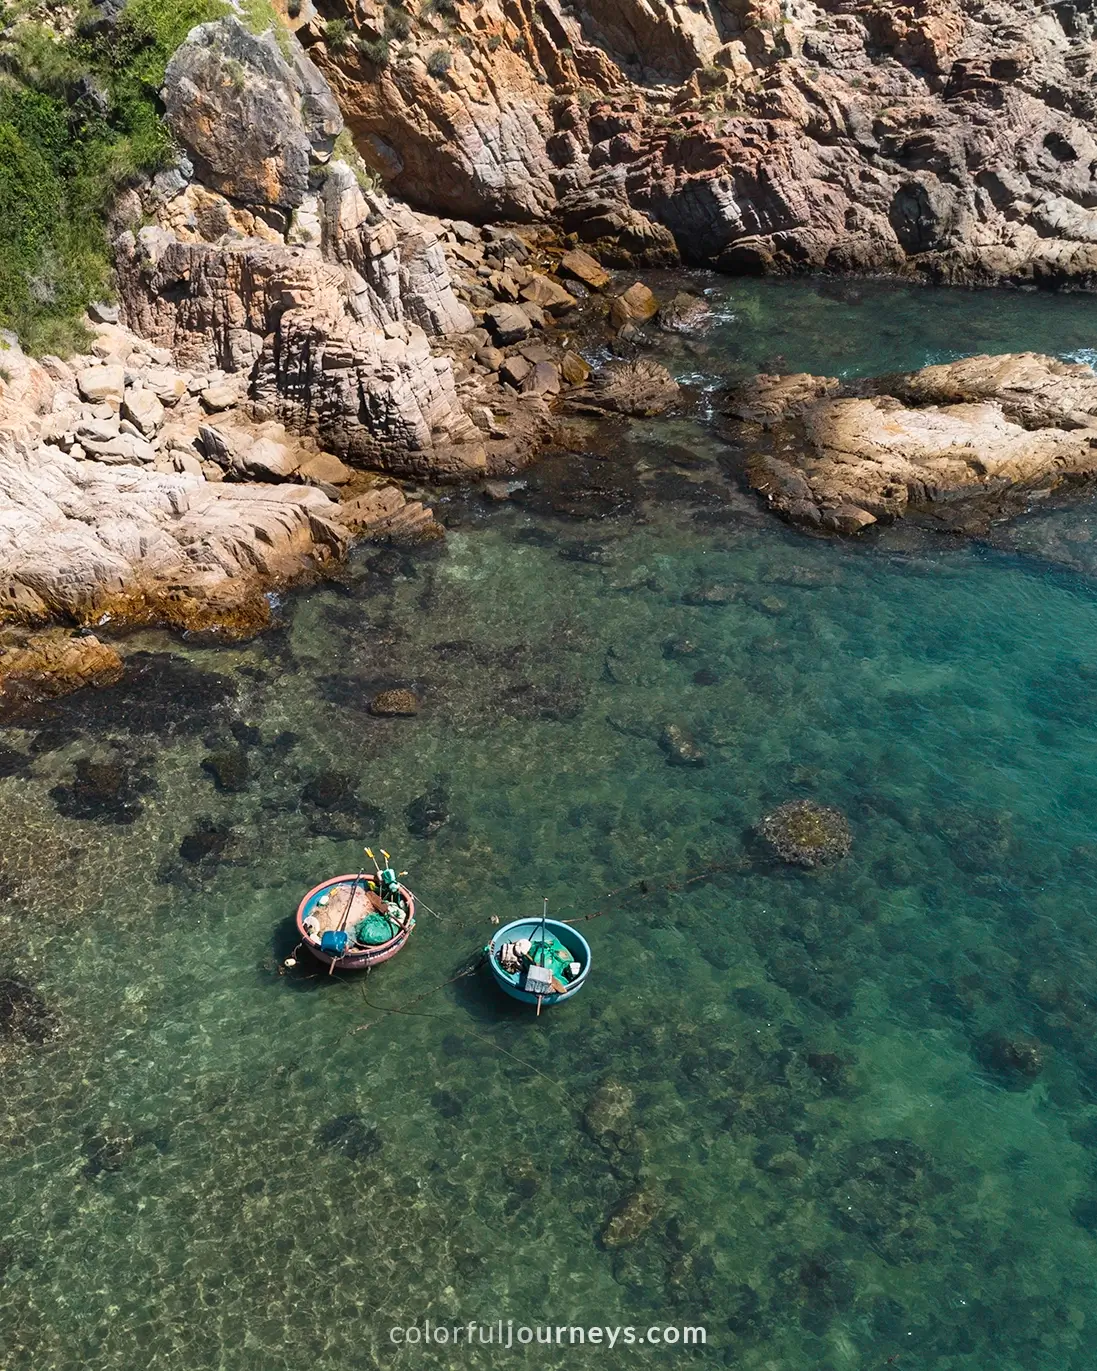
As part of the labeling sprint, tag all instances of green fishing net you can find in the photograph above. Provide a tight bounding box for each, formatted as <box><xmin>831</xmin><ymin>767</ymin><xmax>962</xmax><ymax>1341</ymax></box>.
<box><xmin>355</xmin><ymin>913</ymin><xmax>396</xmax><ymax>946</ymax></box>
<box><xmin>526</xmin><ymin>933</ymin><xmax>575</xmax><ymax>979</ymax></box>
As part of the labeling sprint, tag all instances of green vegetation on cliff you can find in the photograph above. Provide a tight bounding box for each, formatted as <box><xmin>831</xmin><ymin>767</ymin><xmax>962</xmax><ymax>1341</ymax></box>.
<box><xmin>0</xmin><ymin>0</ymin><xmax>226</xmax><ymax>354</ymax></box>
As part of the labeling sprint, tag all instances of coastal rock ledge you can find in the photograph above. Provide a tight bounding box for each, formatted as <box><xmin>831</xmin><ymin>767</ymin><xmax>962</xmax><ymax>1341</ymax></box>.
<box><xmin>0</xmin><ymin>325</ymin><xmax>436</xmax><ymax>639</ymax></box>
<box><xmin>733</xmin><ymin>353</ymin><xmax>1097</xmax><ymax>534</ymax></box>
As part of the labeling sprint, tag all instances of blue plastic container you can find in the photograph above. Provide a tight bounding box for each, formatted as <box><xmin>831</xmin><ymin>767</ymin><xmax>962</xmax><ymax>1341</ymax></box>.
<box><xmin>486</xmin><ymin>917</ymin><xmax>592</xmax><ymax>1008</ymax></box>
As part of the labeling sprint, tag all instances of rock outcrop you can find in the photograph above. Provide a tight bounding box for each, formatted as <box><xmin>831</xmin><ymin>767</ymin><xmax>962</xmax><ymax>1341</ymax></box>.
<box><xmin>731</xmin><ymin>353</ymin><xmax>1097</xmax><ymax>533</ymax></box>
<box><xmin>112</xmin><ymin>17</ymin><xmax>604</xmax><ymax>483</ymax></box>
<box><xmin>0</xmin><ymin>631</ymin><xmax>123</xmax><ymax>721</ymax></box>
<box><xmin>2</xmin><ymin>12</ymin><xmax>659</xmax><ymax>640</ymax></box>
<box><xmin>0</xmin><ymin>324</ymin><xmax>436</xmax><ymax>636</ymax></box>
<box><xmin>299</xmin><ymin>0</ymin><xmax>1097</xmax><ymax>286</ymax></box>
<box><xmin>162</xmin><ymin>18</ymin><xmax>342</xmax><ymax>209</ymax></box>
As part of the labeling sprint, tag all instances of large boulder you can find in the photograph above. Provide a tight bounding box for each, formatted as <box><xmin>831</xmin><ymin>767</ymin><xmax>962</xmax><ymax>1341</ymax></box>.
<box><xmin>0</xmin><ymin>334</ymin><xmax>56</xmax><ymax>434</ymax></box>
<box><xmin>738</xmin><ymin>353</ymin><xmax>1097</xmax><ymax>534</ymax></box>
<box><xmin>570</xmin><ymin>359</ymin><xmax>679</xmax><ymax>416</ymax></box>
<box><xmin>162</xmin><ymin>18</ymin><xmax>342</xmax><ymax>209</ymax></box>
<box><xmin>757</xmin><ymin>800</ymin><xmax>852</xmax><ymax>868</ymax></box>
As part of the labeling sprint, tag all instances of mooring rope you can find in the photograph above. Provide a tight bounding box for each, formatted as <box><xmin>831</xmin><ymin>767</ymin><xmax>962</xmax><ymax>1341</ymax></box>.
<box><xmin>556</xmin><ymin>858</ymin><xmax>733</xmax><ymax>924</ymax></box>
<box><xmin>403</xmin><ymin>856</ymin><xmax>733</xmax><ymax>941</ymax></box>
<box><xmin>352</xmin><ymin>966</ymin><xmax>571</xmax><ymax>1095</ymax></box>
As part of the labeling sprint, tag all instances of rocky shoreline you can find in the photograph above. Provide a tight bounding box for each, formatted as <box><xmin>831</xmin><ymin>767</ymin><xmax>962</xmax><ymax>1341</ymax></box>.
<box><xmin>0</xmin><ymin>10</ymin><xmax>676</xmax><ymax>708</ymax></box>
<box><xmin>729</xmin><ymin>351</ymin><xmax>1097</xmax><ymax>535</ymax></box>
<box><xmin>7</xmin><ymin>0</ymin><xmax>1097</xmax><ymax>709</ymax></box>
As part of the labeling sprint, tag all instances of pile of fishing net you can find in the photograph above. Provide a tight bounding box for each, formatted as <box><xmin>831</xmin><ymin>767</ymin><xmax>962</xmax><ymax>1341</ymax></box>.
<box><xmin>354</xmin><ymin>913</ymin><xmax>398</xmax><ymax>946</ymax></box>
<box><xmin>526</xmin><ymin>932</ymin><xmax>575</xmax><ymax>979</ymax></box>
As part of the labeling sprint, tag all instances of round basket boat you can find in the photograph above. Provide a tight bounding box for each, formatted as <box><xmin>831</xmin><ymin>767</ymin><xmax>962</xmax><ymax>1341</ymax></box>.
<box><xmin>296</xmin><ymin>873</ymin><xmax>415</xmax><ymax>970</ymax></box>
<box><xmin>487</xmin><ymin>917</ymin><xmax>591</xmax><ymax>1008</ymax></box>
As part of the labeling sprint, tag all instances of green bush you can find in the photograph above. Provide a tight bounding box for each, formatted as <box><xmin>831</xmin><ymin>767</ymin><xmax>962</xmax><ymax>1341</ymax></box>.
<box><xmin>383</xmin><ymin>4</ymin><xmax>410</xmax><ymax>39</ymax></box>
<box><xmin>322</xmin><ymin>18</ymin><xmax>352</xmax><ymax>52</ymax></box>
<box><xmin>0</xmin><ymin>0</ymin><xmax>227</xmax><ymax>354</ymax></box>
<box><xmin>426</xmin><ymin>46</ymin><xmax>452</xmax><ymax>77</ymax></box>
<box><xmin>331</xmin><ymin>127</ymin><xmax>379</xmax><ymax>191</ymax></box>
<box><xmin>357</xmin><ymin>35</ymin><xmax>391</xmax><ymax>65</ymax></box>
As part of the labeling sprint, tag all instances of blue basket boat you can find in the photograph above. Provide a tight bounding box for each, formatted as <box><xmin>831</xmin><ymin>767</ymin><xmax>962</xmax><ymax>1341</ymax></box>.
<box><xmin>486</xmin><ymin>914</ymin><xmax>592</xmax><ymax>1011</ymax></box>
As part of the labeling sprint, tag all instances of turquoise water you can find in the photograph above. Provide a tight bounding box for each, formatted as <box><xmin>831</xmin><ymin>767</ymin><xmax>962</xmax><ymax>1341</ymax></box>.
<box><xmin>6</xmin><ymin>279</ymin><xmax>1097</xmax><ymax>1369</ymax></box>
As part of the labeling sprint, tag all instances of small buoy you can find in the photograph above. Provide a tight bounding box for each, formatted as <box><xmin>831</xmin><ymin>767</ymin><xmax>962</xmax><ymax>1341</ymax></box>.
<box><xmin>284</xmin><ymin>957</ymin><xmax>297</xmax><ymax>968</ymax></box>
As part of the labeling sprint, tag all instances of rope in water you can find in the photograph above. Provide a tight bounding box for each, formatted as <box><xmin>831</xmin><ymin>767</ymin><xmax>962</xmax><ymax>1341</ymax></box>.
<box><xmin>556</xmin><ymin>859</ymin><xmax>733</xmax><ymax>925</ymax></box>
<box><xmin>405</xmin><ymin>856</ymin><xmax>733</xmax><ymax>935</ymax></box>
<box><xmin>352</xmin><ymin>963</ymin><xmax>571</xmax><ymax>1095</ymax></box>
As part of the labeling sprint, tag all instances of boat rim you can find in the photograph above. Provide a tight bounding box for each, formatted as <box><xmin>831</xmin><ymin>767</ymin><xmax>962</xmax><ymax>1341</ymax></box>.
<box><xmin>296</xmin><ymin>872</ymin><xmax>415</xmax><ymax>957</ymax></box>
<box><xmin>488</xmin><ymin>915</ymin><xmax>591</xmax><ymax>979</ymax></box>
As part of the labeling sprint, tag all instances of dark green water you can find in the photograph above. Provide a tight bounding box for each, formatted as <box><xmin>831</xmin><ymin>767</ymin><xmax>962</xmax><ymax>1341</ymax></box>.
<box><xmin>6</xmin><ymin>278</ymin><xmax>1097</xmax><ymax>1370</ymax></box>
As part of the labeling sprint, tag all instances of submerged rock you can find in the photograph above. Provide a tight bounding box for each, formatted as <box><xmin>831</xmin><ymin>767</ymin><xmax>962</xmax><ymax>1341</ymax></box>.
<box><xmin>513</xmin><ymin>449</ymin><xmax>642</xmax><ymax>521</ymax></box>
<box><xmin>659</xmin><ymin>723</ymin><xmax>706</xmax><ymax>767</ymax></box>
<box><xmin>501</xmin><ymin>1155</ymin><xmax>541</xmax><ymax>1209</ymax></box>
<box><xmin>601</xmin><ymin>1188</ymin><xmax>660</xmax><ymax>1248</ymax></box>
<box><xmin>0</xmin><ymin>977</ymin><xmax>56</xmax><ymax>1047</ymax></box>
<box><xmin>300</xmin><ymin>770</ymin><xmax>383</xmax><ymax>839</ymax></box>
<box><xmin>829</xmin><ymin>1137</ymin><xmax>941</xmax><ymax>1266</ymax></box>
<box><xmin>657</xmin><ymin>292</ymin><xmax>710</xmax><ymax>334</ymax></box>
<box><xmin>368</xmin><ymin>688</ymin><xmax>420</xmax><ymax>717</ymax></box>
<box><xmin>200</xmin><ymin>749</ymin><xmax>250</xmax><ymax>792</ymax></box>
<box><xmin>583</xmin><ymin>1081</ymin><xmax>636</xmax><ymax>1153</ymax></box>
<box><xmin>558</xmin><ymin>540</ymin><xmax>616</xmax><ymax>566</ymax></box>
<box><xmin>682</xmin><ymin>583</ymin><xmax>738</xmax><ymax>607</ymax></box>
<box><xmin>81</xmin><ymin>1131</ymin><xmax>136</xmax><ymax>1181</ymax></box>
<box><xmin>178</xmin><ymin>818</ymin><xmax>233</xmax><ymax>864</ymax></box>
<box><xmin>314</xmin><ymin>1113</ymin><xmax>382</xmax><ymax>1161</ymax></box>
<box><xmin>977</xmin><ymin>1032</ymin><xmax>1046</xmax><ymax>1088</ymax></box>
<box><xmin>758</xmin><ymin>801</ymin><xmax>852</xmax><ymax>868</ymax></box>
<box><xmin>302</xmin><ymin>771</ymin><xmax>356</xmax><ymax>810</ymax></box>
<box><xmin>50</xmin><ymin>756</ymin><xmax>152</xmax><ymax>825</ymax></box>
<box><xmin>405</xmin><ymin>788</ymin><xmax>449</xmax><ymax>838</ymax></box>
<box><xmin>663</xmin><ymin>637</ymin><xmax>699</xmax><ymax>659</ymax></box>
<box><xmin>33</xmin><ymin>652</ymin><xmax>237</xmax><ymax>739</ymax></box>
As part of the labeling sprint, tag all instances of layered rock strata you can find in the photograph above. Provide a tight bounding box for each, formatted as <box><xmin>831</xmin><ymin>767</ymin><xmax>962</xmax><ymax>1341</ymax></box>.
<box><xmin>300</xmin><ymin>0</ymin><xmax>1097</xmax><ymax>286</ymax></box>
<box><xmin>0</xmin><ymin>323</ymin><xmax>435</xmax><ymax>638</ymax></box>
<box><xmin>0</xmin><ymin>13</ymin><xmax>635</xmax><ymax>644</ymax></box>
<box><xmin>114</xmin><ymin>17</ymin><xmax>602</xmax><ymax>484</ymax></box>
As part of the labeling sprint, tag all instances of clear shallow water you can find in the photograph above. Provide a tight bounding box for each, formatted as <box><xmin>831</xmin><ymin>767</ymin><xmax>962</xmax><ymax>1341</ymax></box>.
<box><xmin>657</xmin><ymin>272</ymin><xmax>1097</xmax><ymax>381</ymax></box>
<box><xmin>6</xmin><ymin>280</ymin><xmax>1097</xmax><ymax>1369</ymax></box>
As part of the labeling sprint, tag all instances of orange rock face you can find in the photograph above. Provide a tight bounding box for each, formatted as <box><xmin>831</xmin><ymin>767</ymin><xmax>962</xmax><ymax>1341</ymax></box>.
<box><xmin>0</xmin><ymin>632</ymin><xmax>124</xmax><ymax>721</ymax></box>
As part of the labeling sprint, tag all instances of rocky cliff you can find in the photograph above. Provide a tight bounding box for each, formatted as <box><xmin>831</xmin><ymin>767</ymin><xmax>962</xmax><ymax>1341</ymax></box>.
<box><xmin>0</xmin><ymin>6</ymin><xmax>604</xmax><ymax>663</ymax></box>
<box><xmin>300</xmin><ymin>0</ymin><xmax>1097</xmax><ymax>286</ymax></box>
<box><xmin>5</xmin><ymin>0</ymin><xmax>1097</xmax><ymax>674</ymax></box>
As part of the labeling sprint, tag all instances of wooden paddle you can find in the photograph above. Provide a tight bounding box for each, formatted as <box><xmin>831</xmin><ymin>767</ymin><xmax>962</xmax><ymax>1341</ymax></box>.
<box><xmin>328</xmin><ymin>854</ymin><xmax>368</xmax><ymax>976</ymax></box>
